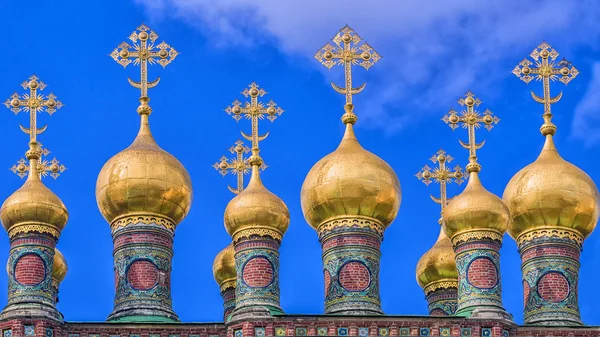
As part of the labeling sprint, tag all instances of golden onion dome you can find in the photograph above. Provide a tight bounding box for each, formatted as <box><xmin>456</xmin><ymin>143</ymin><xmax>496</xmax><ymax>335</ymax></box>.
<box><xmin>444</xmin><ymin>171</ymin><xmax>509</xmax><ymax>239</ymax></box>
<box><xmin>213</xmin><ymin>243</ymin><xmax>236</xmax><ymax>287</ymax></box>
<box><xmin>52</xmin><ymin>248</ymin><xmax>68</xmax><ymax>284</ymax></box>
<box><xmin>503</xmin><ymin>135</ymin><xmax>599</xmax><ymax>239</ymax></box>
<box><xmin>1</xmin><ymin>157</ymin><xmax>68</xmax><ymax>237</ymax></box>
<box><xmin>301</xmin><ymin>120</ymin><xmax>401</xmax><ymax>230</ymax></box>
<box><xmin>96</xmin><ymin>109</ymin><xmax>192</xmax><ymax>227</ymax></box>
<box><xmin>416</xmin><ymin>227</ymin><xmax>458</xmax><ymax>290</ymax></box>
<box><xmin>224</xmin><ymin>163</ymin><xmax>290</xmax><ymax>239</ymax></box>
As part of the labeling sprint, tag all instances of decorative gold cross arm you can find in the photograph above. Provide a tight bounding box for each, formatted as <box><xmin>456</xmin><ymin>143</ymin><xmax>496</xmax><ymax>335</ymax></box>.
<box><xmin>315</xmin><ymin>26</ymin><xmax>381</xmax><ymax>106</ymax></box>
<box><xmin>213</xmin><ymin>140</ymin><xmax>267</xmax><ymax>194</ymax></box>
<box><xmin>442</xmin><ymin>92</ymin><xmax>499</xmax><ymax>172</ymax></box>
<box><xmin>416</xmin><ymin>150</ymin><xmax>464</xmax><ymax>222</ymax></box>
<box><xmin>3</xmin><ymin>76</ymin><xmax>63</xmax><ymax>143</ymax></box>
<box><xmin>512</xmin><ymin>42</ymin><xmax>577</xmax><ymax>136</ymax></box>
<box><xmin>110</xmin><ymin>24</ymin><xmax>178</xmax><ymax>98</ymax></box>
<box><xmin>224</xmin><ymin>83</ymin><xmax>284</xmax><ymax>151</ymax></box>
<box><xmin>10</xmin><ymin>144</ymin><xmax>66</xmax><ymax>180</ymax></box>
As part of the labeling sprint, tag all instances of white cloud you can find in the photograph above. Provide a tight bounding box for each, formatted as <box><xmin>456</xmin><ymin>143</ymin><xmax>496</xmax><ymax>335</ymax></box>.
<box><xmin>572</xmin><ymin>62</ymin><xmax>600</xmax><ymax>147</ymax></box>
<box><xmin>135</xmin><ymin>0</ymin><xmax>600</xmax><ymax>136</ymax></box>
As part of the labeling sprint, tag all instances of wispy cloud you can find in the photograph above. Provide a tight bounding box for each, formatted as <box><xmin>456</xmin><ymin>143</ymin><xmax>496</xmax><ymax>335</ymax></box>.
<box><xmin>572</xmin><ymin>62</ymin><xmax>600</xmax><ymax>147</ymax></box>
<box><xmin>135</xmin><ymin>0</ymin><xmax>600</xmax><ymax>136</ymax></box>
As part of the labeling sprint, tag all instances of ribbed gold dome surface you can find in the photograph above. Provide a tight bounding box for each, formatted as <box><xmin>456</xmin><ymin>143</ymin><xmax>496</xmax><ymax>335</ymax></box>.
<box><xmin>416</xmin><ymin>227</ymin><xmax>458</xmax><ymax>289</ymax></box>
<box><xmin>301</xmin><ymin>123</ymin><xmax>401</xmax><ymax>229</ymax></box>
<box><xmin>224</xmin><ymin>165</ymin><xmax>290</xmax><ymax>239</ymax></box>
<box><xmin>52</xmin><ymin>248</ymin><xmax>68</xmax><ymax>284</ymax></box>
<box><xmin>96</xmin><ymin>115</ymin><xmax>192</xmax><ymax>226</ymax></box>
<box><xmin>503</xmin><ymin>136</ymin><xmax>600</xmax><ymax>239</ymax></box>
<box><xmin>1</xmin><ymin>167</ymin><xmax>68</xmax><ymax>236</ymax></box>
<box><xmin>444</xmin><ymin>172</ymin><xmax>509</xmax><ymax>238</ymax></box>
<box><xmin>213</xmin><ymin>243</ymin><xmax>236</xmax><ymax>286</ymax></box>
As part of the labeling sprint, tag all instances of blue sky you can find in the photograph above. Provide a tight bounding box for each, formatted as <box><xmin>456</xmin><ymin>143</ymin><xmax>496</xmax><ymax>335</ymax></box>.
<box><xmin>0</xmin><ymin>0</ymin><xmax>600</xmax><ymax>325</ymax></box>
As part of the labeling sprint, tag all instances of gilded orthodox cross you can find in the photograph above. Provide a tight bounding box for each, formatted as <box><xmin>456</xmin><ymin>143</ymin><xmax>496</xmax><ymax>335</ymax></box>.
<box><xmin>442</xmin><ymin>92</ymin><xmax>499</xmax><ymax>172</ymax></box>
<box><xmin>512</xmin><ymin>42</ymin><xmax>577</xmax><ymax>135</ymax></box>
<box><xmin>10</xmin><ymin>144</ymin><xmax>66</xmax><ymax>180</ymax></box>
<box><xmin>315</xmin><ymin>26</ymin><xmax>381</xmax><ymax>107</ymax></box>
<box><xmin>110</xmin><ymin>24</ymin><xmax>178</xmax><ymax>98</ymax></box>
<box><xmin>213</xmin><ymin>140</ymin><xmax>267</xmax><ymax>194</ymax></box>
<box><xmin>4</xmin><ymin>75</ymin><xmax>63</xmax><ymax>144</ymax></box>
<box><xmin>416</xmin><ymin>150</ymin><xmax>464</xmax><ymax>222</ymax></box>
<box><xmin>225</xmin><ymin>83</ymin><xmax>284</xmax><ymax>153</ymax></box>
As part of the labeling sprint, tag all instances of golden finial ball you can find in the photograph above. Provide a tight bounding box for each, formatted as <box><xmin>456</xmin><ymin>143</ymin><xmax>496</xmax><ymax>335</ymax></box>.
<box><xmin>249</xmin><ymin>88</ymin><xmax>259</xmax><ymax>97</ymax></box>
<box><xmin>324</xmin><ymin>51</ymin><xmax>333</xmax><ymax>60</ymax></box>
<box><xmin>50</xmin><ymin>163</ymin><xmax>59</xmax><ymax>173</ymax></box>
<box><xmin>29</xmin><ymin>80</ymin><xmax>38</xmax><ymax>90</ymax></box>
<box><xmin>454</xmin><ymin>170</ymin><xmax>463</xmax><ymax>180</ymax></box>
<box><xmin>158</xmin><ymin>49</ymin><xmax>169</xmax><ymax>59</ymax></box>
<box><xmin>483</xmin><ymin>114</ymin><xmax>494</xmax><ymax>124</ymax></box>
<box><xmin>219</xmin><ymin>161</ymin><xmax>228</xmax><ymax>170</ymax></box>
<box><xmin>232</xmin><ymin>105</ymin><xmax>242</xmax><ymax>114</ymax></box>
<box><xmin>17</xmin><ymin>163</ymin><xmax>26</xmax><ymax>173</ymax></box>
<box><xmin>540</xmin><ymin>49</ymin><xmax>549</xmax><ymax>58</ymax></box>
<box><xmin>138</xmin><ymin>31</ymin><xmax>149</xmax><ymax>41</ymax></box>
<box><xmin>10</xmin><ymin>98</ymin><xmax>20</xmax><ymax>108</ymax></box>
<box><xmin>521</xmin><ymin>67</ymin><xmax>531</xmax><ymax>75</ymax></box>
<box><xmin>560</xmin><ymin>67</ymin><xmax>570</xmax><ymax>76</ymax></box>
<box><xmin>448</xmin><ymin>114</ymin><xmax>459</xmax><ymax>124</ymax></box>
<box><xmin>464</xmin><ymin>96</ymin><xmax>475</xmax><ymax>106</ymax></box>
<box><xmin>46</xmin><ymin>99</ymin><xmax>56</xmax><ymax>108</ymax></box>
<box><xmin>267</xmin><ymin>106</ymin><xmax>276</xmax><ymax>115</ymax></box>
<box><xmin>342</xmin><ymin>33</ymin><xmax>352</xmax><ymax>43</ymax></box>
<box><xmin>119</xmin><ymin>49</ymin><xmax>129</xmax><ymax>59</ymax></box>
<box><xmin>437</xmin><ymin>153</ymin><xmax>446</xmax><ymax>163</ymax></box>
<box><xmin>361</xmin><ymin>51</ymin><xmax>371</xmax><ymax>61</ymax></box>
<box><xmin>234</xmin><ymin>144</ymin><xmax>244</xmax><ymax>153</ymax></box>
<box><xmin>422</xmin><ymin>171</ymin><xmax>431</xmax><ymax>180</ymax></box>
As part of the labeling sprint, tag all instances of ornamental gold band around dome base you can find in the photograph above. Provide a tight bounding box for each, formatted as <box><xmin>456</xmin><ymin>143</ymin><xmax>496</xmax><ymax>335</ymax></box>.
<box><xmin>516</xmin><ymin>227</ymin><xmax>584</xmax><ymax>247</ymax></box>
<box><xmin>316</xmin><ymin>216</ymin><xmax>386</xmax><ymax>238</ymax></box>
<box><xmin>7</xmin><ymin>223</ymin><xmax>61</xmax><ymax>239</ymax></box>
<box><xmin>232</xmin><ymin>227</ymin><xmax>283</xmax><ymax>243</ymax></box>
<box><xmin>423</xmin><ymin>279</ymin><xmax>459</xmax><ymax>296</ymax></box>
<box><xmin>110</xmin><ymin>214</ymin><xmax>176</xmax><ymax>233</ymax></box>
<box><xmin>450</xmin><ymin>229</ymin><xmax>503</xmax><ymax>246</ymax></box>
<box><xmin>220</xmin><ymin>279</ymin><xmax>236</xmax><ymax>292</ymax></box>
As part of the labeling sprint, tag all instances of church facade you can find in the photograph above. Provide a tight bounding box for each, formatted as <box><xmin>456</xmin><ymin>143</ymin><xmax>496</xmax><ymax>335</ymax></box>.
<box><xmin>0</xmin><ymin>24</ymin><xmax>599</xmax><ymax>337</ymax></box>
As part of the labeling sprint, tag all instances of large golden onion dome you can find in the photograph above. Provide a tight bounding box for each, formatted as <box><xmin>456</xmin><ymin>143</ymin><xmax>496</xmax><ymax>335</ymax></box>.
<box><xmin>96</xmin><ymin>101</ymin><xmax>192</xmax><ymax>227</ymax></box>
<box><xmin>444</xmin><ymin>171</ymin><xmax>509</xmax><ymax>239</ymax></box>
<box><xmin>1</xmin><ymin>152</ymin><xmax>68</xmax><ymax>238</ymax></box>
<box><xmin>301</xmin><ymin>109</ymin><xmax>401</xmax><ymax>230</ymax></box>
<box><xmin>213</xmin><ymin>243</ymin><xmax>236</xmax><ymax>288</ymax></box>
<box><xmin>52</xmin><ymin>248</ymin><xmax>68</xmax><ymax>284</ymax></box>
<box><xmin>416</xmin><ymin>227</ymin><xmax>458</xmax><ymax>291</ymax></box>
<box><xmin>224</xmin><ymin>163</ymin><xmax>290</xmax><ymax>240</ymax></box>
<box><xmin>503</xmin><ymin>135</ymin><xmax>599</xmax><ymax>239</ymax></box>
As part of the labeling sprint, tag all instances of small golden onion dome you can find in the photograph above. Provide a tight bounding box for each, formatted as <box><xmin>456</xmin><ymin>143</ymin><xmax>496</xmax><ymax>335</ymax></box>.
<box><xmin>96</xmin><ymin>113</ymin><xmax>192</xmax><ymax>226</ymax></box>
<box><xmin>416</xmin><ymin>227</ymin><xmax>458</xmax><ymax>290</ymax></box>
<box><xmin>444</xmin><ymin>172</ymin><xmax>509</xmax><ymax>238</ymax></box>
<box><xmin>503</xmin><ymin>135</ymin><xmax>600</xmax><ymax>239</ymax></box>
<box><xmin>52</xmin><ymin>248</ymin><xmax>68</xmax><ymax>284</ymax></box>
<box><xmin>301</xmin><ymin>122</ymin><xmax>401</xmax><ymax>229</ymax></box>
<box><xmin>212</xmin><ymin>243</ymin><xmax>236</xmax><ymax>287</ymax></box>
<box><xmin>224</xmin><ymin>164</ymin><xmax>290</xmax><ymax>239</ymax></box>
<box><xmin>1</xmin><ymin>163</ymin><xmax>68</xmax><ymax>236</ymax></box>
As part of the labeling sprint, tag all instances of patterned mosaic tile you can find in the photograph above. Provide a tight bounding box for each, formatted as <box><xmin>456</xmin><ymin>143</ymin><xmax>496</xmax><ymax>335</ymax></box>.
<box><xmin>400</xmin><ymin>328</ymin><xmax>410</xmax><ymax>337</ymax></box>
<box><xmin>169</xmin><ymin>335</ymin><xmax>180</xmax><ymax>337</ymax></box>
<box><xmin>440</xmin><ymin>328</ymin><xmax>451</xmax><ymax>337</ymax></box>
<box><xmin>69</xmin><ymin>334</ymin><xmax>79</xmax><ymax>337</ymax></box>
<box><xmin>190</xmin><ymin>335</ymin><xmax>199</xmax><ymax>337</ymax></box>
<box><xmin>419</xmin><ymin>328</ymin><xmax>431</xmax><ymax>337</ymax></box>
<box><xmin>131</xmin><ymin>335</ymin><xmax>141</xmax><ymax>337</ymax></box>
<box><xmin>255</xmin><ymin>328</ymin><xmax>266</xmax><ymax>337</ymax></box>
<box><xmin>295</xmin><ymin>328</ymin><xmax>307</xmax><ymax>336</ymax></box>
<box><xmin>379</xmin><ymin>328</ymin><xmax>390</xmax><ymax>337</ymax></box>
<box><xmin>24</xmin><ymin>326</ymin><xmax>34</xmax><ymax>336</ymax></box>
<box><xmin>461</xmin><ymin>329</ymin><xmax>472</xmax><ymax>337</ymax></box>
<box><xmin>317</xmin><ymin>327</ymin><xmax>328</xmax><ymax>336</ymax></box>
<box><xmin>234</xmin><ymin>330</ymin><xmax>243</xmax><ymax>337</ymax></box>
<box><xmin>89</xmin><ymin>335</ymin><xmax>99</xmax><ymax>337</ymax></box>
<box><xmin>149</xmin><ymin>335</ymin><xmax>160</xmax><ymax>337</ymax></box>
<box><xmin>275</xmin><ymin>328</ymin><xmax>286</xmax><ymax>337</ymax></box>
<box><xmin>45</xmin><ymin>329</ymin><xmax>53</xmax><ymax>337</ymax></box>
<box><xmin>481</xmin><ymin>329</ymin><xmax>492</xmax><ymax>337</ymax></box>
<box><xmin>359</xmin><ymin>328</ymin><xmax>369</xmax><ymax>337</ymax></box>
<box><xmin>3</xmin><ymin>330</ymin><xmax>11</xmax><ymax>337</ymax></box>
<box><xmin>502</xmin><ymin>331</ymin><xmax>509</xmax><ymax>337</ymax></box>
<box><xmin>337</xmin><ymin>328</ymin><xmax>348</xmax><ymax>336</ymax></box>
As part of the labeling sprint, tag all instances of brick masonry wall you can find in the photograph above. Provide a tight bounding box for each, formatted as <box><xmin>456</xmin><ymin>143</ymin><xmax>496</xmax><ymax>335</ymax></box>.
<box><xmin>127</xmin><ymin>260</ymin><xmax>159</xmax><ymax>290</ymax></box>
<box><xmin>14</xmin><ymin>254</ymin><xmax>45</xmax><ymax>286</ymax></box>
<box><xmin>242</xmin><ymin>258</ymin><xmax>273</xmax><ymax>288</ymax></box>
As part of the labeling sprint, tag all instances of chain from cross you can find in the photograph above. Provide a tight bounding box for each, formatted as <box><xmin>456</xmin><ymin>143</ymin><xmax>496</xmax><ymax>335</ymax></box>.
<box><xmin>10</xmin><ymin>143</ymin><xmax>66</xmax><ymax>180</ymax></box>
<box><xmin>213</xmin><ymin>140</ymin><xmax>268</xmax><ymax>194</ymax></box>
<box><xmin>315</xmin><ymin>26</ymin><xmax>381</xmax><ymax>108</ymax></box>
<box><xmin>512</xmin><ymin>42</ymin><xmax>578</xmax><ymax>136</ymax></box>
<box><xmin>3</xmin><ymin>75</ymin><xmax>63</xmax><ymax>144</ymax></box>
<box><xmin>442</xmin><ymin>91</ymin><xmax>500</xmax><ymax>173</ymax></box>
<box><xmin>225</xmin><ymin>83</ymin><xmax>284</xmax><ymax>153</ymax></box>
<box><xmin>110</xmin><ymin>24</ymin><xmax>178</xmax><ymax>98</ymax></box>
<box><xmin>416</xmin><ymin>150</ymin><xmax>464</xmax><ymax>223</ymax></box>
